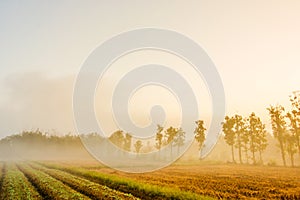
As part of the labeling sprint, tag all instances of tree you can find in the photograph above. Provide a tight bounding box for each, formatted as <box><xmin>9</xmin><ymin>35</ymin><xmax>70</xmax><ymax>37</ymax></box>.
<box><xmin>241</xmin><ymin>128</ymin><xmax>250</xmax><ymax>164</ymax></box>
<box><xmin>155</xmin><ymin>125</ymin><xmax>164</xmax><ymax>152</ymax></box>
<box><xmin>287</xmin><ymin>92</ymin><xmax>300</xmax><ymax>156</ymax></box>
<box><xmin>143</xmin><ymin>141</ymin><xmax>153</xmax><ymax>153</ymax></box>
<box><xmin>134</xmin><ymin>140</ymin><xmax>143</xmax><ymax>154</ymax></box>
<box><xmin>256</xmin><ymin>129</ymin><xmax>268</xmax><ymax>164</ymax></box>
<box><xmin>194</xmin><ymin>120</ymin><xmax>206</xmax><ymax>154</ymax></box>
<box><xmin>287</xmin><ymin>111</ymin><xmax>300</xmax><ymax>157</ymax></box>
<box><xmin>222</xmin><ymin>116</ymin><xmax>236</xmax><ymax>163</ymax></box>
<box><xmin>285</xmin><ymin>133</ymin><xmax>297</xmax><ymax>167</ymax></box>
<box><xmin>233</xmin><ymin>114</ymin><xmax>245</xmax><ymax>164</ymax></box>
<box><xmin>173</xmin><ymin>127</ymin><xmax>185</xmax><ymax>154</ymax></box>
<box><xmin>247</xmin><ymin>112</ymin><xmax>268</xmax><ymax>164</ymax></box>
<box><xmin>165</xmin><ymin>126</ymin><xmax>177</xmax><ymax>157</ymax></box>
<box><xmin>124</xmin><ymin>133</ymin><xmax>132</xmax><ymax>152</ymax></box>
<box><xmin>109</xmin><ymin>130</ymin><xmax>125</xmax><ymax>149</ymax></box>
<box><xmin>267</xmin><ymin>105</ymin><xmax>287</xmax><ymax>166</ymax></box>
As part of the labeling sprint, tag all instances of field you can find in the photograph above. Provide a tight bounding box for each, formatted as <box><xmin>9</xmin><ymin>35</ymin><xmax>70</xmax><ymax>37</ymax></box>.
<box><xmin>0</xmin><ymin>161</ymin><xmax>300</xmax><ymax>199</ymax></box>
<box><xmin>0</xmin><ymin>161</ymin><xmax>210</xmax><ymax>200</ymax></box>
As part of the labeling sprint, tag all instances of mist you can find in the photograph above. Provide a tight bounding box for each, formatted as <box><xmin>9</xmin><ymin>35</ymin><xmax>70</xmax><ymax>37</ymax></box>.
<box><xmin>0</xmin><ymin>71</ymin><xmax>75</xmax><ymax>139</ymax></box>
<box><xmin>0</xmin><ymin>128</ymin><xmax>299</xmax><ymax>169</ymax></box>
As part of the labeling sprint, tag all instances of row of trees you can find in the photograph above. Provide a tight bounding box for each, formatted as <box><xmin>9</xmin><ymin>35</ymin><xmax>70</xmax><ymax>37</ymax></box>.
<box><xmin>4</xmin><ymin>92</ymin><xmax>298</xmax><ymax>166</ymax></box>
<box><xmin>222</xmin><ymin>113</ymin><xmax>268</xmax><ymax>165</ymax></box>
<box><xmin>222</xmin><ymin>92</ymin><xmax>300</xmax><ymax>167</ymax></box>
<box><xmin>109</xmin><ymin>130</ymin><xmax>144</xmax><ymax>153</ymax></box>
<box><xmin>267</xmin><ymin>92</ymin><xmax>300</xmax><ymax>167</ymax></box>
<box><xmin>109</xmin><ymin>120</ymin><xmax>207</xmax><ymax>156</ymax></box>
<box><xmin>109</xmin><ymin>91</ymin><xmax>299</xmax><ymax>166</ymax></box>
<box><xmin>0</xmin><ymin>122</ymin><xmax>207</xmax><ymax>159</ymax></box>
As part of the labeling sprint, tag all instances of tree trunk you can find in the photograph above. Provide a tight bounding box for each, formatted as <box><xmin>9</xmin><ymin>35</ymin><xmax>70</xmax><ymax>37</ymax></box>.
<box><xmin>200</xmin><ymin>147</ymin><xmax>203</xmax><ymax>159</ymax></box>
<box><xmin>237</xmin><ymin>135</ymin><xmax>242</xmax><ymax>164</ymax></box>
<box><xmin>250</xmin><ymin>137</ymin><xmax>256</xmax><ymax>164</ymax></box>
<box><xmin>252</xmin><ymin>148</ymin><xmax>256</xmax><ymax>164</ymax></box>
<box><xmin>245</xmin><ymin>148</ymin><xmax>249</xmax><ymax>164</ymax></box>
<box><xmin>231</xmin><ymin>145</ymin><xmax>235</xmax><ymax>163</ymax></box>
<box><xmin>290</xmin><ymin>153</ymin><xmax>294</xmax><ymax>167</ymax></box>
<box><xmin>297</xmin><ymin>135</ymin><xmax>300</xmax><ymax>156</ymax></box>
<box><xmin>259</xmin><ymin>150</ymin><xmax>263</xmax><ymax>164</ymax></box>
<box><xmin>279</xmin><ymin>140</ymin><xmax>287</xmax><ymax>167</ymax></box>
<box><xmin>158</xmin><ymin>148</ymin><xmax>161</xmax><ymax>159</ymax></box>
<box><xmin>170</xmin><ymin>142</ymin><xmax>173</xmax><ymax>158</ymax></box>
<box><xmin>238</xmin><ymin>145</ymin><xmax>242</xmax><ymax>164</ymax></box>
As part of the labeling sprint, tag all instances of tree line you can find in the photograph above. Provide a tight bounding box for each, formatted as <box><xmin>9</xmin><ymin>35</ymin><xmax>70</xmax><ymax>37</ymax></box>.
<box><xmin>222</xmin><ymin>113</ymin><xmax>268</xmax><ymax>165</ymax></box>
<box><xmin>0</xmin><ymin>122</ymin><xmax>207</xmax><ymax>160</ymax></box>
<box><xmin>108</xmin><ymin>120</ymin><xmax>206</xmax><ymax>156</ymax></box>
<box><xmin>1</xmin><ymin>92</ymin><xmax>299</xmax><ymax>166</ymax></box>
<box><xmin>223</xmin><ymin>92</ymin><xmax>300</xmax><ymax>167</ymax></box>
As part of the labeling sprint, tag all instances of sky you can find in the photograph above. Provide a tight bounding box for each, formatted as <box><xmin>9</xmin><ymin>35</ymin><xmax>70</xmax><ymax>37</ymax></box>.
<box><xmin>0</xmin><ymin>0</ymin><xmax>300</xmax><ymax>139</ymax></box>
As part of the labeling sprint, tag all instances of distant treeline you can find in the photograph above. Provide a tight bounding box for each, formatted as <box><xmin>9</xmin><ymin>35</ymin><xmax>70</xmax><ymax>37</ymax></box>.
<box><xmin>0</xmin><ymin>130</ymin><xmax>89</xmax><ymax>160</ymax></box>
<box><xmin>0</xmin><ymin>130</ymin><xmax>82</xmax><ymax>148</ymax></box>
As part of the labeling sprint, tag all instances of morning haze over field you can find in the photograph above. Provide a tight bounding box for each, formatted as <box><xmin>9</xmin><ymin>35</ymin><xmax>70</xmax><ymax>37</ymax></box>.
<box><xmin>0</xmin><ymin>1</ymin><xmax>300</xmax><ymax>199</ymax></box>
<box><xmin>0</xmin><ymin>1</ymin><xmax>300</xmax><ymax>138</ymax></box>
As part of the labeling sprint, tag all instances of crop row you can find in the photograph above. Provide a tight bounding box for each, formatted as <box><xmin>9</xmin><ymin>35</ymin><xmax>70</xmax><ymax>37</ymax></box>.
<box><xmin>0</xmin><ymin>163</ymin><xmax>42</xmax><ymax>200</ymax></box>
<box><xmin>18</xmin><ymin>163</ymin><xmax>90</xmax><ymax>200</ymax></box>
<box><xmin>38</xmin><ymin>162</ymin><xmax>211</xmax><ymax>200</ymax></box>
<box><xmin>30</xmin><ymin>163</ymin><xmax>139</xmax><ymax>200</ymax></box>
<box><xmin>0</xmin><ymin>162</ymin><xmax>3</xmax><ymax>193</ymax></box>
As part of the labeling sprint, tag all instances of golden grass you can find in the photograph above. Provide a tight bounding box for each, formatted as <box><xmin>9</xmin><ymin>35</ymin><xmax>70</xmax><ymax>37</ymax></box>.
<box><xmin>50</xmin><ymin>161</ymin><xmax>300</xmax><ymax>199</ymax></box>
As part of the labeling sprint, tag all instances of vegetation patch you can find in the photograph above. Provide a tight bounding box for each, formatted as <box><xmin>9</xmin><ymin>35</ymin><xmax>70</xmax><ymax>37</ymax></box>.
<box><xmin>39</xmin><ymin>162</ymin><xmax>212</xmax><ymax>200</ymax></box>
<box><xmin>0</xmin><ymin>163</ymin><xmax>42</xmax><ymax>200</ymax></box>
<box><xmin>30</xmin><ymin>163</ymin><xmax>139</xmax><ymax>200</ymax></box>
<box><xmin>17</xmin><ymin>163</ymin><xmax>90</xmax><ymax>200</ymax></box>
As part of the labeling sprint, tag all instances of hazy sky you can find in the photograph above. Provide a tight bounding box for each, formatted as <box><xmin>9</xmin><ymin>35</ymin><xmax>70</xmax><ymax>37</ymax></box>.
<box><xmin>0</xmin><ymin>1</ymin><xmax>300</xmax><ymax>139</ymax></box>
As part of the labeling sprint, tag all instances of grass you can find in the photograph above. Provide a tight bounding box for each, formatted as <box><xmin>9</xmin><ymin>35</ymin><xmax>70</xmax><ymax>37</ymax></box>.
<box><xmin>42</xmin><ymin>161</ymin><xmax>300</xmax><ymax>199</ymax></box>
<box><xmin>30</xmin><ymin>162</ymin><xmax>139</xmax><ymax>200</ymax></box>
<box><xmin>39</xmin><ymin>162</ymin><xmax>212</xmax><ymax>200</ymax></box>
<box><xmin>0</xmin><ymin>161</ymin><xmax>213</xmax><ymax>199</ymax></box>
<box><xmin>3</xmin><ymin>160</ymin><xmax>298</xmax><ymax>199</ymax></box>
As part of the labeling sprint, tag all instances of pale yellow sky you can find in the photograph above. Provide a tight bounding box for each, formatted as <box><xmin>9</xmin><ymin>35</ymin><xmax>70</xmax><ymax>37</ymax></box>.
<box><xmin>0</xmin><ymin>1</ymin><xmax>299</xmax><ymax>138</ymax></box>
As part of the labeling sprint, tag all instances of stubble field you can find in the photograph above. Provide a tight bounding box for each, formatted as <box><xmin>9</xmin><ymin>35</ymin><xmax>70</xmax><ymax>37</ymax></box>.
<box><xmin>0</xmin><ymin>161</ymin><xmax>299</xmax><ymax>199</ymax></box>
